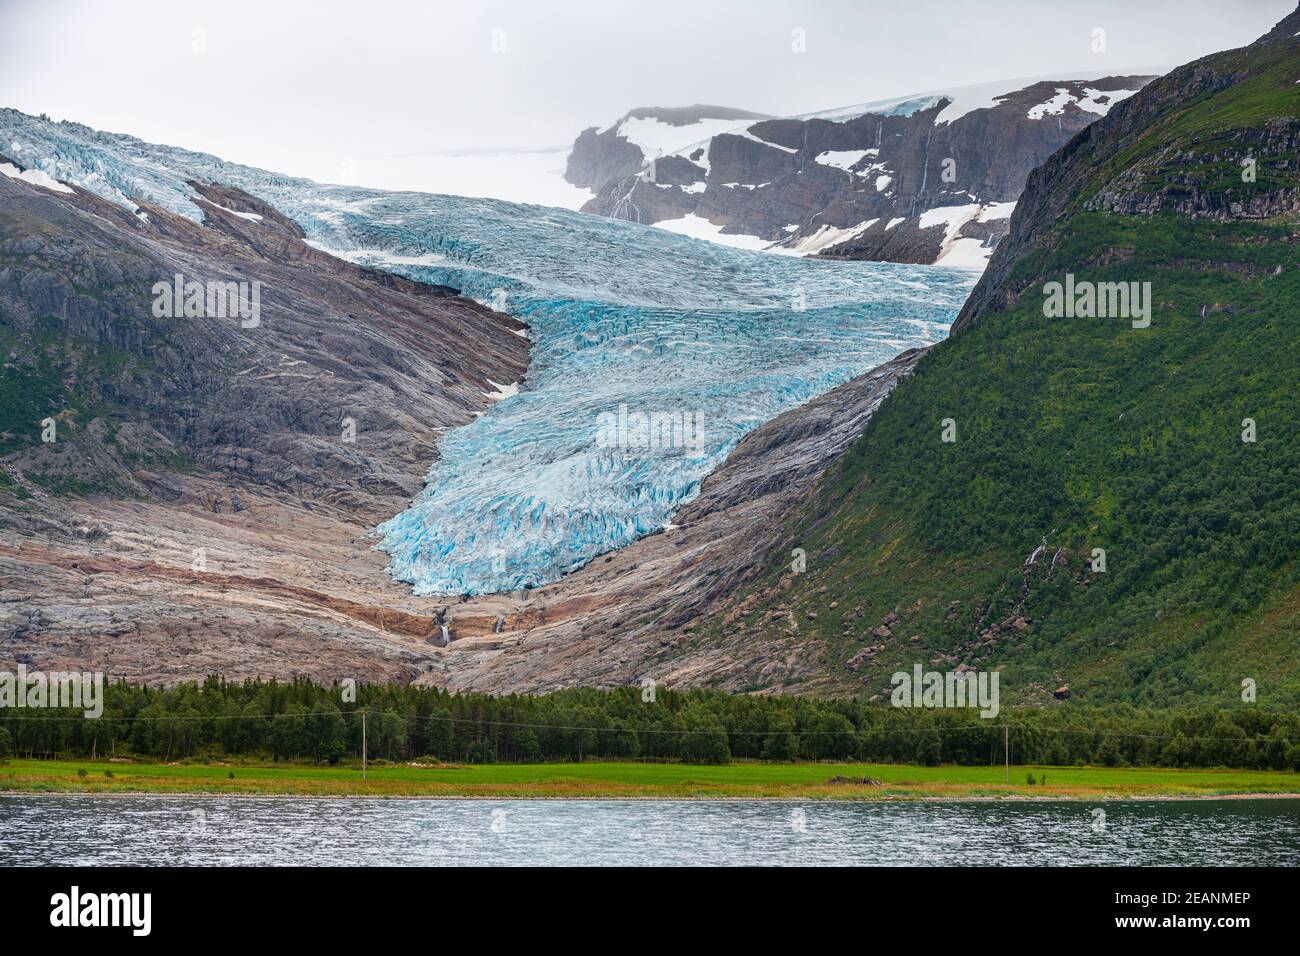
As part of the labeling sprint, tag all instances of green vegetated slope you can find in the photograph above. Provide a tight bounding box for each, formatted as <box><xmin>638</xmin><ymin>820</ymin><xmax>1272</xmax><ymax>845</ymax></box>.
<box><xmin>717</xmin><ymin>12</ymin><xmax>1300</xmax><ymax>706</ymax></box>
<box><xmin>0</xmin><ymin>317</ymin><xmax>167</xmax><ymax>496</ymax></box>
<box><xmin>0</xmin><ymin>198</ymin><xmax>192</xmax><ymax>499</ymax></box>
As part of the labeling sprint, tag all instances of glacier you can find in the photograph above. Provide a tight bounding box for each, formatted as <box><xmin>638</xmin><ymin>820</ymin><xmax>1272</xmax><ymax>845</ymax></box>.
<box><xmin>0</xmin><ymin>109</ymin><xmax>977</xmax><ymax>595</ymax></box>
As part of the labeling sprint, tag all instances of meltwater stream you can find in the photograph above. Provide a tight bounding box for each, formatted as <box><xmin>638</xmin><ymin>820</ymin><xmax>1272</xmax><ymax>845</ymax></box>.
<box><xmin>1</xmin><ymin>110</ymin><xmax>977</xmax><ymax>594</ymax></box>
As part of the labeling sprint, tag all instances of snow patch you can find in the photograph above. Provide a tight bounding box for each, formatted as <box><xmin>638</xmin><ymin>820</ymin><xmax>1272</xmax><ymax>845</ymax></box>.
<box><xmin>1077</xmin><ymin>87</ymin><xmax>1139</xmax><ymax>114</ymax></box>
<box><xmin>731</xmin><ymin>129</ymin><xmax>799</xmax><ymax>154</ymax></box>
<box><xmin>0</xmin><ymin>161</ymin><xmax>73</xmax><ymax>193</ymax></box>
<box><xmin>935</xmin><ymin>237</ymin><xmax>991</xmax><ymax>270</ymax></box>
<box><xmin>658</xmin><ymin>181</ymin><xmax>708</xmax><ymax>193</ymax></box>
<box><xmin>774</xmin><ymin>219</ymin><xmax>880</xmax><ymax>256</ymax></box>
<box><xmin>1029</xmin><ymin>86</ymin><xmax>1139</xmax><ymax>119</ymax></box>
<box><xmin>1027</xmin><ymin>88</ymin><xmax>1075</xmax><ymax>119</ymax></box>
<box><xmin>483</xmin><ymin>380</ymin><xmax>520</xmax><ymax>401</ymax></box>
<box><xmin>651</xmin><ymin>214</ymin><xmax>770</xmax><ymax>251</ymax></box>
<box><xmin>978</xmin><ymin>201</ymin><xmax>1017</xmax><ymax>222</ymax></box>
<box><xmin>814</xmin><ymin>149</ymin><xmax>870</xmax><ymax>172</ymax></box>
<box><xmin>607</xmin><ymin>115</ymin><xmax>757</xmax><ymax>158</ymax></box>
<box><xmin>197</xmin><ymin>196</ymin><xmax>264</xmax><ymax>221</ymax></box>
<box><xmin>919</xmin><ymin>204</ymin><xmax>982</xmax><ymax>231</ymax></box>
<box><xmin>919</xmin><ymin>204</ymin><xmax>987</xmax><ymax>269</ymax></box>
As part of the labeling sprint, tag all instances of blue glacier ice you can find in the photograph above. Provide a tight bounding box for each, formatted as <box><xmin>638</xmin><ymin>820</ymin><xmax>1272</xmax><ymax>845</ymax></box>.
<box><xmin>0</xmin><ymin>109</ymin><xmax>977</xmax><ymax>595</ymax></box>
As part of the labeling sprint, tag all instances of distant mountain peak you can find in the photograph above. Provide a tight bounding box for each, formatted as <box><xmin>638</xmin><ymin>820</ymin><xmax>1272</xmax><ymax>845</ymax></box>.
<box><xmin>566</xmin><ymin>104</ymin><xmax>772</xmax><ymax>191</ymax></box>
<box><xmin>1256</xmin><ymin>1</ymin><xmax>1300</xmax><ymax>42</ymax></box>
<box><xmin>572</xmin><ymin>74</ymin><xmax>1159</xmax><ymax>268</ymax></box>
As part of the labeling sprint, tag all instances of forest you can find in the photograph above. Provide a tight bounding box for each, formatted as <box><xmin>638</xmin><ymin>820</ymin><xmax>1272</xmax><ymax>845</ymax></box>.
<box><xmin>2</xmin><ymin>677</ymin><xmax>1298</xmax><ymax>769</ymax></box>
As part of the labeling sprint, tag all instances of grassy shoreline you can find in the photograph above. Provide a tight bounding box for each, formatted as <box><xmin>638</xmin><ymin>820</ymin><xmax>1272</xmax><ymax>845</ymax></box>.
<box><xmin>3</xmin><ymin>758</ymin><xmax>1300</xmax><ymax>801</ymax></box>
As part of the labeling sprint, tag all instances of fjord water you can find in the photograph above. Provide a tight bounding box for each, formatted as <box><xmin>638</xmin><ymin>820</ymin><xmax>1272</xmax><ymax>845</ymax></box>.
<box><xmin>2</xmin><ymin>796</ymin><xmax>1297</xmax><ymax>866</ymax></box>
<box><xmin>0</xmin><ymin>111</ymin><xmax>975</xmax><ymax>594</ymax></box>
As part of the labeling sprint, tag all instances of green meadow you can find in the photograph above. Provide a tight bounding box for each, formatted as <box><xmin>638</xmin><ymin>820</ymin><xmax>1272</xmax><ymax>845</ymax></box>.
<box><xmin>4</xmin><ymin>758</ymin><xmax>1299</xmax><ymax>800</ymax></box>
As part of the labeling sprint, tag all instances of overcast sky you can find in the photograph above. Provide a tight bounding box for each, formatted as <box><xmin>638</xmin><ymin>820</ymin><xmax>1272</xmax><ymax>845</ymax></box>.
<box><xmin>1</xmin><ymin>0</ymin><xmax>1293</xmax><ymax>193</ymax></box>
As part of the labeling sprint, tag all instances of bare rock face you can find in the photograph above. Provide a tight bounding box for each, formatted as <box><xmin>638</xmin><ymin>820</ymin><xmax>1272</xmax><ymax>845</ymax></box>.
<box><xmin>0</xmin><ymin>165</ymin><xmax>529</xmax><ymax>682</ymax></box>
<box><xmin>0</xmin><ymin>171</ymin><xmax>527</xmax><ymax>516</ymax></box>
<box><xmin>0</xmin><ymin>156</ymin><xmax>924</xmax><ymax>691</ymax></box>
<box><xmin>565</xmin><ymin>126</ymin><xmax>646</xmax><ymax>192</ymax></box>
<box><xmin>578</xmin><ymin>78</ymin><xmax>1157</xmax><ymax>264</ymax></box>
<box><xmin>563</xmin><ymin>105</ymin><xmax>772</xmax><ymax>191</ymax></box>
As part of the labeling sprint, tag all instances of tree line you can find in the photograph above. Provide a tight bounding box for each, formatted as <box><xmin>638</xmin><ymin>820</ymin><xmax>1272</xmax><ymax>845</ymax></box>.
<box><xmin>1</xmin><ymin>677</ymin><xmax>1298</xmax><ymax>769</ymax></box>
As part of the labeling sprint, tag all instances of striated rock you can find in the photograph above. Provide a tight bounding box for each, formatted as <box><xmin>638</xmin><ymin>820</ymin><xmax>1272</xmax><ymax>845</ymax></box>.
<box><xmin>564</xmin><ymin>105</ymin><xmax>771</xmax><ymax>192</ymax></box>
<box><xmin>0</xmin><ymin>172</ymin><xmax>527</xmax><ymax>517</ymax></box>
<box><xmin>580</xmin><ymin>77</ymin><xmax>1156</xmax><ymax>265</ymax></box>
<box><xmin>0</xmin><ymin>165</ymin><xmax>529</xmax><ymax>682</ymax></box>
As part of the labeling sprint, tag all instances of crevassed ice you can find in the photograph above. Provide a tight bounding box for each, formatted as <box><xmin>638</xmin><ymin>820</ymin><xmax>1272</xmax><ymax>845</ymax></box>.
<box><xmin>0</xmin><ymin>109</ymin><xmax>977</xmax><ymax>595</ymax></box>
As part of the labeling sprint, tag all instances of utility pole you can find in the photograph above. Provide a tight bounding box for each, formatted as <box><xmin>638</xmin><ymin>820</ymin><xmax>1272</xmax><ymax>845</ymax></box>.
<box><xmin>1004</xmin><ymin>724</ymin><xmax>1009</xmax><ymax>784</ymax></box>
<box><xmin>362</xmin><ymin>709</ymin><xmax>368</xmax><ymax>783</ymax></box>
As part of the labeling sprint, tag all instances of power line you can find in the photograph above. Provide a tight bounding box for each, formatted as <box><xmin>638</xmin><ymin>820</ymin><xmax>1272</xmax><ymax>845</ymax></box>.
<box><xmin>1</xmin><ymin>707</ymin><xmax>1294</xmax><ymax>745</ymax></box>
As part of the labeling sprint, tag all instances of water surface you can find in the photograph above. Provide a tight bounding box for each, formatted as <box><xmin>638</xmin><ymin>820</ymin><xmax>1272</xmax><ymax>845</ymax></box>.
<box><xmin>3</xmin><ymin>797</ymin><xmax>1296</xmax><ymax>866</ymax></box>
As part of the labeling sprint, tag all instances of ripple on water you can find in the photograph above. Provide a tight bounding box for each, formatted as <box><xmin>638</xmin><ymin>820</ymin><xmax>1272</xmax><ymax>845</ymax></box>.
<box><xmin>2</xmin><ymin>797</ymin><xmax>1298</xmax><ymax>866</ymax></box>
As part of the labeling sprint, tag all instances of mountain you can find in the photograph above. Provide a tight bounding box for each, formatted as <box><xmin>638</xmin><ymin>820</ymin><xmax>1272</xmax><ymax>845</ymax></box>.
<box><xmin>670</xmin><ymin>6</ymin><xmax>1300</xmax><ymax>704</ymax></box>
<box><xmin>579</xmin><ymin>76</ymin><xmax>1159</xmax><ymax>265</ymax></box>
<box><xmin>0</xmin><ymin>147</ymin><xmax>529</xmax><ymax>680</ymax></box>
<box><xmin>3</xmin><ymin>5</ymin><xmax>1293</xmax><ymax>701</ymax></box>
<box><xmin>0</xmin><ymin>109</ymin><xmax>967</xmax><ymax>685</ymax></box>
<box><xmin>564</xmin><ymin>105</ymin><xmax>772</xmax><ymax>193</ymax></box>
<box><xmin>0</xmin><ymin>171</ymin><xmax>527</xmax><ymax>508</ymax></box>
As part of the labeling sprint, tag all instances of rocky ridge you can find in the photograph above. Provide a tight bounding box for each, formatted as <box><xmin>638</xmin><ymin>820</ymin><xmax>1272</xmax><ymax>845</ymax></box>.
<box><xmin>0</xmin><ymin>155</ymin><xmax>918</xmax><ymax>690</ymax></box>
<box><xmin>578</xmin><ymin>76</ymin><xmax>1158</xmax><ymax>265</ymax></box>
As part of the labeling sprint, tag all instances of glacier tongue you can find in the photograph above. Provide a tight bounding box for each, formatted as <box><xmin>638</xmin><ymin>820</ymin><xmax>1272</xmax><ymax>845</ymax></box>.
<box><xmin>0</xmin><ymin>108</ymin><xmax>976</xmax><ymax>596</ymax></box>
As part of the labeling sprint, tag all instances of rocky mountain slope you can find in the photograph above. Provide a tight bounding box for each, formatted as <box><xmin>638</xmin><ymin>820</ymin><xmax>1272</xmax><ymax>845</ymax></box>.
<box><xmin>579</xmin><ymin>76</ymin><xmax>1157</xmax><ymax>265</ymax></box>
<box><xmin>564</xmin><ymin>105</ymin><xmax>771</xmax><ymax>193</ymax></box>
<box><xmin>0</xmin><ymin>161</ymin><xmax>529</xmax><ymax>679</ymax></box>
<box><xmin>0</xmin><ymin>135</ymin><xmax>932</xmax><ymax>687</ymax></box>
<box><xmin>670</xmin><ymin>6</ymin><xmax>1300</xmax><ymax>705</ymax></box>
<box><xmin>0</xmin><ymin>168</ymin><xmax>527</xmax><ymax>512</ymax></box>
<box><xmin>3</xmin><ymin>7</ymin><xmax>1293</xmax><ymax>703</ymax></box>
